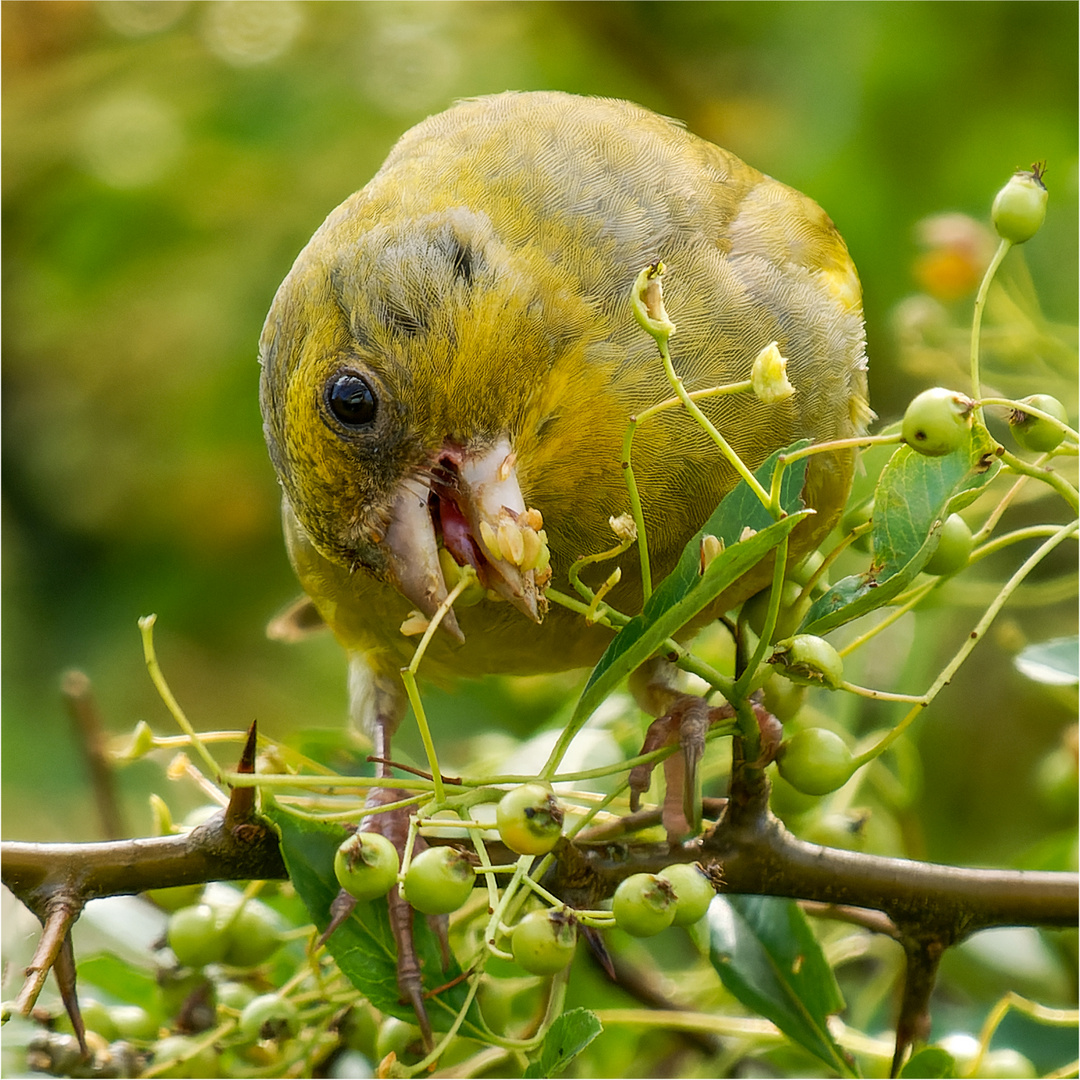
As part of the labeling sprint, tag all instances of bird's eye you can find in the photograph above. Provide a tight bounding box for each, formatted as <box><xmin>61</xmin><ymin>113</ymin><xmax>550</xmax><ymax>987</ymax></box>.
<box><xmin>325</xmin><ymin>372</ymin><xmax>377</xmax><ymax>428</ymax></box>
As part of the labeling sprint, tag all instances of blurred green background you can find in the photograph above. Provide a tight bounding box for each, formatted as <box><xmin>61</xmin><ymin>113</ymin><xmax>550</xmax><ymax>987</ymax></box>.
<box><xmin>3</xmin><ymin>0</ymin><xmax>1076</xmax><ymax>869</ymax></box>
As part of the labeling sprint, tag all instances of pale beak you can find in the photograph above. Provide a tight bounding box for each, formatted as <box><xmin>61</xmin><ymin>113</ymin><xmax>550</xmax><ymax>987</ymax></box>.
<box><xmin>457</xmin><ymin>439</ymin><xmax>543</xmax><ymax>622</ymax></box>
<box><xmin>384</xmin><ymin>476</ymin><xmax>464</xmax><ymax>642</ymax></box>
<box><xmin>381</xmin><ymin>438</ymin><xmax>548</xmax><ymax>642</ymax></box>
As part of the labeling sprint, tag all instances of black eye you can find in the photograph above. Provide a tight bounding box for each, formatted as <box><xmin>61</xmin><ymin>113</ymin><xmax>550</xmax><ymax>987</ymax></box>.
<box><xmin>326</xmin><ymin>372</ymin><xmax>377</xmax><ymax>428</ymax></box>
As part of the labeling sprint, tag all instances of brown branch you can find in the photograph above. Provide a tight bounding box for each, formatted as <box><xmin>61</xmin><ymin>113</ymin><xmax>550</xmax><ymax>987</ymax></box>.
<box><xmin>224</xmin><ymin>721</ymin><xmax>259</xmax><ymax>827</ymax></box>
<box><xmin>703</xmin><ymin>810</ymin><xmax>1078</xmax><ymax>935</ymax></box>
<box><xmin>61</xmin><ymin>670</ymin><xmax>125</xmax><ymax>840</ymax></box>
<box><xmin>559</xmin><ymin>809</ymin><xmax>1077</xmax><ymax>937</ymax></box>
<box><xmin>798</xmin><ymin>901</ymin><xmax>900</xmax><ymax>939</ymax></box>
<box><xmin>6</xmin><ymin>802</ymin><xmax>1073</xmax><ymax>947</ymax></box>
<box><xmin>52</xmin><ymin>929</ymin><xmax>85</xmax><ymax>1057</ymax></box>
<box><xmin>2</xmin><ymin>812</ymin><xmax>287</xmax><ymax>915</ymax></box>
<box><xmin>1</xmin><ymin>808</ymin><xmax>287</xmax><ymax>1021</ymax></box>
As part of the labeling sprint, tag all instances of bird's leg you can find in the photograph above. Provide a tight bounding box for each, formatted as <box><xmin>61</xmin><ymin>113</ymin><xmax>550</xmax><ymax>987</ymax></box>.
<box><xmin>628</xmin><ymin>658</ymin><xmax>733</xmax><ymax>840</ymax></box>
<box><xmin>364</xmin><ymin>766</ymin><xmax>436</xmax><ymax>1050</ymax></box>
<box><xmin>329</xmin><ymin>657</ymin><xmax>441</xmax><ymax>1049</ymax></box>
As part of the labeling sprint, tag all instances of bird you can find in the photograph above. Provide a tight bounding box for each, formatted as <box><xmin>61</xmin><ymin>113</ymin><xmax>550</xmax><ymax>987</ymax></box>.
<box><xmin>258</xmin><ymin>89</ymin><xmax>869</xmax><ymax>1038</ymax></box>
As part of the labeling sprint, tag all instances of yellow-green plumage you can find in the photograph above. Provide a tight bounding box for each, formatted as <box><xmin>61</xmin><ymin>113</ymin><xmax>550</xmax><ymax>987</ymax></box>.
<box><xmin>259</xmin><ymin>91</ymin><xmax>869</xmax><ymax>725</ymax></box>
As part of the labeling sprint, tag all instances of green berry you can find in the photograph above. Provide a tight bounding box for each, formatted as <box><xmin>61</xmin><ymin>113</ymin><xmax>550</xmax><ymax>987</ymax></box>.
<box><xmin>239</xmin><ymin>993</ymin><xmax>299</xmax><ymax>1042</ymax></box>
<box><xmin>401</xmin><ymin>846</ymin><xmax>475</xmax><ymax>915</ymax></box>
<box><xmin>221</xmin><ymin>899</ymin><xmax>285</xmax><ymax>968</ymax></box>
<box><xmin>496</xmin><ymin>783</ymin><xmax>564</xmax><ymax>855</ymax></box>
<box><xmin>657</xmin><ymin>863</ymin><xmax>715</xmax><ymax>926</ymax></box>
<box><xmin>166</xmin><ymin>903</ymin><xmax>230</xmax><ymax>968</ymax></box>
<box><xmin>146</xmin><ymin>883</ymin><xmax>205</xmax><ymax>913</ymax></box>
<box><xmin>375</xmin><ymin>1017</ymin><xmax>424</xmax><ymax>1063</ymax></box>
<box><xmin>923</xmin><ymin>513</ymin><xmax>974</xmax><ymax>576</ymax></box>
<box><xmin>799</xmin><ymin>810</ymin><xmax>870</xmax><ymax>851</ymax></box>
<box><xmin>1035</xmin><ymin>738</ymin><xmax>1079</xmax><ymax>813</ymax></box>
<box><xmin>511</xmin><ymin>909</ymin><xmax>577</xmax><ymax>974</ymax></box>
<box><xmin>152</xmin><ymin>1034</ymin><xmax>221</xmax><ymax>1079</ymax></box>
<box><xmin>329</xmin><ymin>1050</ymin><xmax>377</xmax><ymax>1079</ymax></box>
<box><xmin>761</xmin><ymin>672</ymin><xmax>808</xmax><ymax>723</ymax></box>
<box><xmin>60</xmin><ymin>997</ymin><xmax>118</xmax><ymax>1041</ymax></box>
<box><xmin>902</xmin><ymin>387</ymin><xmax>974</xmax><ymax>456</ymax></box>
<box><xmin>339</xmin><ymin>1004</ymin><xmax>379</xmax><ymax>1055</ymax></box>
<box><xmin>741</xmin><ymin>580</ymin><xmax>803</xmax><ymax>640</ymax></box>
<box><xmin>1010</xmin><ymin>393</ymin><xmax>1069</xmax><ymax>453</ymax></box>
<box><xmin>769</xmin><ymin>634</ymin><xmax>844</xmax><ymax>690</ymax></box>
<box><xmin>109</xmin><ymin>1004</ymin><xmax>158</xmax><ymax>1041</ymax></box>
<box><xmin>982</xmin><ymin>1048</ymin><xmax>1038</xmax><ymax>1079</ymax></box>
<box><xmin>768</xmin><ymin>768</ymin><xmax>820</xmax><ymax>820</ymax></box>
<box><xmin>789</xmin><ymin>550</ymin><xmax>826</xmax><ymax>588</ymax></box>
<box><xmin>156</xmin><ymin>969</ymin><xmax>207</xmax><ymax>1018</ymax></box>
<box><xmin>612</xmin><ymin>873</ymin><xmax>677</xmax><ymax>937</ymax></box>
<box><xmin>992</xmin><ymin>165</ymin><xmax>1048</xmax><ymax>244</ymax></box>
<box><xmin>776</xmin><ymin>728</ymin><xmax>856</xmax><ymax>797</ymax></box>
<box><xmin>215</xmin><ymin>980</ymin><xmax>258</xmax><ymax>1013</ymax></box>
<box><xmin>841</xmin><ymin>499</ymin><xmax>874</xmax><ymax>552</ymax></box>
<box><xmin>333</xmin><ymin>831</ymin><xmax>400</xmax><ymax>902</ymax></box>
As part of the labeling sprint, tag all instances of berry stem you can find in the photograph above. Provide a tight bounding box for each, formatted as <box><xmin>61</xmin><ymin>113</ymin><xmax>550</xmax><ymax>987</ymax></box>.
<box><xmin>733</xmin><ymin>534</ymin><xmax>790</xmax><ymax>700</ymax></box>
<box><xmin>971</xmin><ymin>992</ymin><xmax>1079</xmax><ymax>1080</ymax></box>
<box><xmin>401</xmin><ymin>569</ymin><xmax>479</xmax><ymax>805</ymax></box>
<box><xmin>853</xmin><ymin>517</ymin><xmax>1079</xmax><ymax>768</ymax></box>
<box><xmin>969</xmin><ymin>238</ymin><xmax>1012</xmax><ymax>421</ymax></box>
<box><xmin>567</xmin><ymin>534</ymin><xmax>636</xmax><ymax>605</ymax></box>
<box><xmin>971</xmin><ymin>524</ymin><xmax>1076</xmax><ymax>562</ymax></box>
<box><xmin>657</xmin><ymin>334</ymin><xmax>772</xmax><ymax>510</ymax></box>
<box><xmin>838</xmin><ymin>681</ymin><xmax>925</xmax><ymax>703</ymax></box>
<box><xmin>622</xmin><ymin>383</ymin><xmax>758</xmax><ymax>604</ymax></box>
<box><xmin>138</xmin><ymin>615</ymin><xmax>224</xmax><ymax>788</ymax></box>
<box><xmin>978</xmin><ymin>397</ymin><xmax>1079</xmax><ymax>444</ymax></box>
<box><xmin>999</xmin><ymin>448</ymin><xmax>1079</xmax><ymax>513</ymax></box>
<box><xmin>837</xmin><ymin>579</ymin><xmax>938</xmax><ymax>658</ymax></box>
<box><xmin>779</xmin><ymin>432</ymin><xmax>901</xmax><ymax>467</ymax></box>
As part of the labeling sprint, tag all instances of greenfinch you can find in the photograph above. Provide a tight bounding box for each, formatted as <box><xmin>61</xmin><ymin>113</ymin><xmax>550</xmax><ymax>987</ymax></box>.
<box><xmin>260</xmin><ymin>90</ymin><xmax>869</xmax><ymax>740</ymax></box>
<box><xmin>260</xmin><ymin>89</ymin><xmax>869</xmax><ymax>1042</ymax></box>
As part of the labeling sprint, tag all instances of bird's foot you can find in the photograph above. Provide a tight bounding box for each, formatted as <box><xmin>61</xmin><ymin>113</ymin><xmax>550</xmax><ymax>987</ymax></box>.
<box><xmin>628</xmin><ymin>695</ymin><xmax>736</xmax><ymax>840</ymax></box>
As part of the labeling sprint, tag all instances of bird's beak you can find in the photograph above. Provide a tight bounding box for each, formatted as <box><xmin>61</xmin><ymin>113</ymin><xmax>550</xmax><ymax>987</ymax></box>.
<box><xmin>384</xmin><ymin>475</ymin><xmax>464</xmax><ymax>641</ymax></box>
<box><xmin>382</xmin><ymin>438</ymin><xmax>549</xmax><ymax>643</ymax></box>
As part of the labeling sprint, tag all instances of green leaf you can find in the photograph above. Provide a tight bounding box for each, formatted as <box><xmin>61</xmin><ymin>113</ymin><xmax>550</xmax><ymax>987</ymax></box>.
<box><xmin>571</xmin><ymin>445</ymin><xmax>812</xmax><ymax>729</ymax></box>
<box><xmin>77</xmin><ymin>953</ymin><xmax>159</xmax><ymax>1007</ymax></box>
<box><xmin>1014</xmin><ymin>636</ymin><xmax>1079</xmax><ymax>686</ymax></box>
<box><xmin>708</xmin><ymin>895</ymin><xmax>857</xmax><ymax>1078</ymax></box>
<box><xmin>803</xmin><ymin>424</ymin><xmax>999</xmax><ymax>635</ymax></box>
<box><xmin>900</xmin><ymin>1046</ymin><xmax>957</xmax><ymax>1078</ymax></box>
<box><xmin>523</xmin><ymin>1008</ymin><xmax>603</xmax><ymax>1078</ymax></box>
<box><xmin>262</xmin><ymin>799</ymin><xmax>480</xmax><ymax>1036</ymax></box>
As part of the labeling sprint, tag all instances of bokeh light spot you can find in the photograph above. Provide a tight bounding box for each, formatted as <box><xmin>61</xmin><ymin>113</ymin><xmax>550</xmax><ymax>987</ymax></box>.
<box><xmin>78</xmin><ymin>93</ymin><xmax>182</xmax><ymax>188</ymax></box>
<box><xmin>98</xmin><ymin>0</ymin><xmax>188</xmax><ymax>37</ymax></box>
<box><xmin>356</xmin><ymin>15</ymin><xmax>462</xmax><ymax>116</ymax></box>
<box><xmin>201</xmin><ymin>0</ymin><xmax>303</xmax><ymax>67</ymax></box>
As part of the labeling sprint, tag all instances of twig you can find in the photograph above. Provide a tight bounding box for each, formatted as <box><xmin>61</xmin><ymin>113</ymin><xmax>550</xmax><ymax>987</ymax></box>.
<box><xmin>61</xmin><ymin>670</ymin><xmax>125</xmax><ymax>840</ymax></box>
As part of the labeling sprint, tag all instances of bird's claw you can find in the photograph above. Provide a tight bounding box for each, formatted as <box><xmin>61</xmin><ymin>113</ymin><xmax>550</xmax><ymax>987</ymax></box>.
<box><xmin>628</xmin><ymin>695</ymin><xmax>735</xmax><ymax>840</ymax></box>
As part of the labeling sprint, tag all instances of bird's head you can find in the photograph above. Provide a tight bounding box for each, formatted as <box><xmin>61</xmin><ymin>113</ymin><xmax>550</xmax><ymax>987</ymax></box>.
<box><xmin>259</xmin><ymin>202</ymin><xmax>596</xmax><ymax>640</ymax></box>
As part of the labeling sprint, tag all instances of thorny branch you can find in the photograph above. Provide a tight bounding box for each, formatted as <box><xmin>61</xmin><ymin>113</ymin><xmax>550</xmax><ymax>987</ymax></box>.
<box><xmin>4</xmin><ymin>789</ymin><xmax>1074</xmax><ymax>1031</ymax></box>
<box><xmin>1</xmin><ymin>712</ymin><xmax>1076</xmax><ymax>1076</ymax></box>
<box><xmin>1</xmin><ymin>723</ymin><xmax>286</xmax><ymax>1037</ymax></box>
